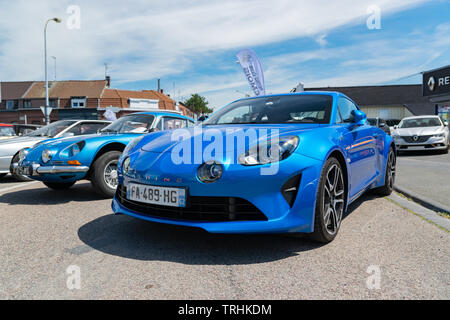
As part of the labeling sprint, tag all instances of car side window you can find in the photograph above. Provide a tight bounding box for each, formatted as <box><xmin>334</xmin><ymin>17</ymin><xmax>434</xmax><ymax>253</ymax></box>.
<box><xmin>156</xmin><ymin>117</ymin><xmax>188</xmax><ymax>131</ymax></box>
<box><xmin>337</xmin><ymin>98</ymin><xmax>358</xmax><ymax>123</ymax></box>
<box><xmin>67</xmin><ymin>122</ymin><xmax>108</xmax><ymax>135</ymax></box>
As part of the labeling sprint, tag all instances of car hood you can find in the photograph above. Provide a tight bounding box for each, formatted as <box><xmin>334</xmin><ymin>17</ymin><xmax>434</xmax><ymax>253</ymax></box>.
<box><xmin>140</xmin><ymin>124</ymin><xmax>321</xmax><ymax>154</ymax></box>
<box><xmin>393</xmin><ymin>126</ymin><xmax>444</xmax><ymax>136</ymax></box>
<box><xmin>0</xmin><ymin>136</ymin><xmax>45</xmax><ymax>146</ymax></box>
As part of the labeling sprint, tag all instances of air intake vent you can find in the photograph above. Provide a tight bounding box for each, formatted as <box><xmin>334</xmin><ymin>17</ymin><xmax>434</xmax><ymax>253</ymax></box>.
<box><xmin>281</xmin><ymin>174</ymin><xmax>301</xmax><ymax>207</ymax></box>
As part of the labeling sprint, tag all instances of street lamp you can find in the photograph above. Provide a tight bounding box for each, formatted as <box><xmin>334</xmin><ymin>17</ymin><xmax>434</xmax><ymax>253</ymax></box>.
<box><xmin>44</xmin><ymin>17</ymin><xmax>61</xmax><ymax>125</ymax></box>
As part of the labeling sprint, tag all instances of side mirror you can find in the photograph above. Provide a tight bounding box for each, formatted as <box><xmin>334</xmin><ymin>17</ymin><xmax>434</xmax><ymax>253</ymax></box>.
<box><xmin>444</xmin><ymin>121</ymin><xmax>449</xmax><ymax>127</ymax></box>
<box><xmin>352</xmin><ymin>110</ymin><xmax>367</xmax><ymax>126</ymax></box>
<box><xmin>197</xmin><ymin>115</ymin><xmax>208</xmax><ymax>122</ymax></box>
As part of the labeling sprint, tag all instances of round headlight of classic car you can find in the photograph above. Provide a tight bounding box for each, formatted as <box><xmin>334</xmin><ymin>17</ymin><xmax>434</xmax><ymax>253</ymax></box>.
<box><xmin>197</xmin><ymin>161</ymin><xmax>223</xmax><ymax>183</ymax></box>
<box><xmin>122</xmin><ymin>157</ymin><xmax>131</xmax><ymax>175</ymax></box>
<box><xmin>41</xmin><ymin>149</ymin><xmax>55</xmax><ymax>163</ymax></box>
<box><xmin>18</xmin><ymin>148</ymin><xmax>30</xmax><ymax>161</ymax></box>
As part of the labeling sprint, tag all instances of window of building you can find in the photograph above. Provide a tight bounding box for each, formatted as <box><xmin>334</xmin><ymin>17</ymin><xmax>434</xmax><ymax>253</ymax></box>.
<box><xmin>6</xmin><ymin>100</ymin><xmax>18</xmax><ymax>110</ymax></box>
<box><xmin>23</xmin><ymin>100</ymin><xmax>32</xmax><ymax>108</ymax></box>
<box><xmin>71</xmin><ymin>97</ymin><xmax>86</xmax><ymax>109</ymax></box>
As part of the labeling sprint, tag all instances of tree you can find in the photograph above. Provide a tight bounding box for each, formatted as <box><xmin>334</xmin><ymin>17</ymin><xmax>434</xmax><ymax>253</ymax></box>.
<box><xmin>183</xmin><ymin>94</ymin><xmax>213</xmax><ymax>114</ymax></box>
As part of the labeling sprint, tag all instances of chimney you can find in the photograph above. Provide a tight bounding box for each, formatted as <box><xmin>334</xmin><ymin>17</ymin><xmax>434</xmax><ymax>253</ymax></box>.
<box><xmin>160</xmin><ymin>89</ymin><xmax>164</xmax><ymax>94</ymax></box>
<box><xmin>106</xmin><ymin>76</ymin><xmax>111</xmax><ymax>88</ymax></box>
<box><xmin>157</xmin><ymin>79</ymin><xmax>161</xmax><ymax>92</ymax></box>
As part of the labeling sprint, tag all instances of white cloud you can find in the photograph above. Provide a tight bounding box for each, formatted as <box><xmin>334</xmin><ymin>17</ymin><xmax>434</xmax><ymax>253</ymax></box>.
<box><xmin>0</xmin><ymin>0</ymin><xmax>434</xmax><ymax>109</ymax></box>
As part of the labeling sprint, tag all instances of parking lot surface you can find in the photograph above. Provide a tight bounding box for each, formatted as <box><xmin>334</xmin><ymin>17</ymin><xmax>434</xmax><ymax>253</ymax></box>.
<box><xmin>396</xmin><ymin>151</ymin><xmax>450</xmax><ymax>209</ymax></box>
<box><xmin>0</xmin><ymin>179</ymin><xmax>448</xmax><ymax>300</ymax></box>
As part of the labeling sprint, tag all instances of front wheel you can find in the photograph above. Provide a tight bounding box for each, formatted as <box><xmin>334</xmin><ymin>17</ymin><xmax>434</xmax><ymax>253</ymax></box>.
<box><xmin>311</xmin><ymin>157</ymin><xmax>346</xmax><ymax>243</ymax></box>
<box><xmin>373</xmin><ymin>146</ymin><xmax>396</xmax><ymax>196</ymax></box>
<box><xmin>90</xmin><ymin>151</ymin><xmax>121</xmax><ymax>198</ymax></box>
<box><xmin>43</xmin><ymin>181</ymin><xmax>76</xmax><ymax>190</ymax></box>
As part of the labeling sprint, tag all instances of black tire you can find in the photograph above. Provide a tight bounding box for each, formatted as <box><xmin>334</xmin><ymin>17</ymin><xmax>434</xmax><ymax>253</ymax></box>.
<box><xmin>43</xmin><ymin>181</ymin><xmax>75</xmax><ymax>190</ymax></box>
<box><xmin>373</xmin><ymin>146</ymin><xmax>396</xmax><ymax>196</ymax></box>
<box><xmin>311</xmin><ymin>157</ymin><xmax>346</xmax><ymax>243</ymax></box>
<box><xmin>10</xmin><ymin>154</ymin><xmax>32</xmax><ymax>182</ymax></box>
<box><xmin>90</xmin><ymin>151</ymin><xmax>121</xmax><ymax>198</ymax></box>
<box><xmin>0</xmin><ymin>173</ymin><xmax>7</xmax><ymax>180</ymax></box>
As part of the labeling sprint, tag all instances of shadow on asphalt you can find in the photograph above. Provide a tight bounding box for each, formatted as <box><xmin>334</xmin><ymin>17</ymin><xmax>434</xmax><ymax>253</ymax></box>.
<box><xmin>0</xmin><ymin>182</ymin><xmax>106</xmax><ymax>205</ymax></box>
<box><xmin>398</xmin><ymin>150</ymin><xmax>448</xmax><ymax>157</ymax></box>
<box><xmin>77</xmin><ymin>192</ymin><xmax>377</xmax><ymax>265</ymax></box>
<box><xmin>0</xmin><ymin>175</ymin><xmax>31</xmax><ymax>184</ymax></box>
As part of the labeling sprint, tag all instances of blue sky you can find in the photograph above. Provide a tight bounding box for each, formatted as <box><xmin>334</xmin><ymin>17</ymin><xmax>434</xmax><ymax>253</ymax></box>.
<box><xmin>0</xmin><ymin>0</ymin><xmax>449</xmax><ymax>109</ymax></box>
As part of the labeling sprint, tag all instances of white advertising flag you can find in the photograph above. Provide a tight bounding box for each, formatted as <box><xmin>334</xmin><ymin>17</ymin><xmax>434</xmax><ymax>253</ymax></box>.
<box><xmin>236</xmin><ymin>49</ymin><xmax>266</xmax><ymax>96</ymax></box>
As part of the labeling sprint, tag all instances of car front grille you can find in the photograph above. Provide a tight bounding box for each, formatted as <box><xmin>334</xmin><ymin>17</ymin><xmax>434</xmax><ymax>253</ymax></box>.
<box><xmin>116</xmin><ymin>184</ymin><xmax>267</xmax><ymax>222</ymax></box>
<box><xmin>400</xmin><ymin>135</ymin><xmax>432</xmax><ymax>143</ymax></box>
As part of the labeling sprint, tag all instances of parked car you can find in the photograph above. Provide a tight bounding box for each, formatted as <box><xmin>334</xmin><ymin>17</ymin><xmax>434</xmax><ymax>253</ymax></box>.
<box><xmin>391</xmin><ymin>115</ymin><xmax>449</xmax><ymax>153</ymax></box>
<box><xmin>0</xmin><ymin>120</ymin><xmax>111</xmax><ymax>181</ymax></box>
<box><xmin>367</xmin><ymin>117</ymin><xmax>391</xmax><ymax>135</ymax></box>
<box><xmin>385</xmin><ymin>119</ymin><xmax>401</xmax><ymax>132</ymax></box>
<box><xmin>0</xmin><ymin>124</ymin><xmax>16</xmax><ymax>140</ymax></box>
<box><xmin>13</xmin><ymin>124</ymin><xmax>43</xmax><ymax>136</ymax></box>
<box><xmin>112</xmin><ymin>92</ymin><xmax>395</xmax><ymax>243</ymax></box>
<box><xmin>15</xmin><ymin>112</ymin><xmax>194</xmax><ymax>197</ymax></box>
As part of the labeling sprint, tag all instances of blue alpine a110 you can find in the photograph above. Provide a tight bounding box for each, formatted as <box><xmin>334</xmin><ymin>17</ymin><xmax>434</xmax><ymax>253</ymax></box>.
<box><xmin>112</xmin><ymin>92</ymin><xmax>396</xmax><ymax>242</ymax></box>
<box><xmin>15</xmin><ymin>112</ymin><xmax>194</xmax><ymax>197</ymax></box>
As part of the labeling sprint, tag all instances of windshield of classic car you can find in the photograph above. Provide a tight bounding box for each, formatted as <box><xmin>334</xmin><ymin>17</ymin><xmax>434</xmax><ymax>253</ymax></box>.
<box><xmin>25</xmin><ymin>120</ymin><xmax>77</xmax><ymax>137</ymax></box>
<box><xmin>101</xmin><ymin>114</ymin><xmax>155</xmax><ymax>134</ymax></box>
<box><xmin>399</xmin><ymin>117</ymin><xmax>442</xmax><ymax>128</ymax></box>
<box><xmin>0</xmin><ymin>126</ymin><xmax>15</xmax><ymax>136</ymax></box>
<box><xmin>203</xmin><ymin>95</ymin><xmax>333</xmax><ymax>125</ymax></box>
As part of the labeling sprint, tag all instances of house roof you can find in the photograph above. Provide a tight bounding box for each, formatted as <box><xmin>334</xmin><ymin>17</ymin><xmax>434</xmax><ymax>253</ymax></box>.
<box><xmin>102</xmin><ymin>89</ymin><xmax>175</xmax><ymax>109</ymax></box>
<box><xmin>22</xmin><ymin>80</ymin><xmax>107</xmax><ymax>99</ymax></box>
<box><xmin>0</xmin><ymin>81</ymin><xmax>34</xmax><ymax>100</ymax></box>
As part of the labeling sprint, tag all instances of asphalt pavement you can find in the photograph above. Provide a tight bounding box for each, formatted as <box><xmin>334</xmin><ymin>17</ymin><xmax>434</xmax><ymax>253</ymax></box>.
<box><xmin>396</xmin><ymin>150</ymin><xmax>450</xmax><ymax>211</ymax></box>
<box><xmin>0</xmin><ymin>179</ymin><xmax>448</xmax><ymax>299</ymax></box>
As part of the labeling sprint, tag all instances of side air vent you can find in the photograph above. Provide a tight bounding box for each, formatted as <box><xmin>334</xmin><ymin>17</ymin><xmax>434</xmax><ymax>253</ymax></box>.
<box><xmin>281</xmin><ymin>174</ymin><xmax>301</xmax><ymax>207</ymax></box>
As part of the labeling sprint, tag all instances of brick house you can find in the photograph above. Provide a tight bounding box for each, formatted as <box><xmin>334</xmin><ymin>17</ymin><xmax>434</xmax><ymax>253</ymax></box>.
<box><xmin>0</xmin><ymin>79</ymin><xmax>197</xmax><ymax>124</ymax></box>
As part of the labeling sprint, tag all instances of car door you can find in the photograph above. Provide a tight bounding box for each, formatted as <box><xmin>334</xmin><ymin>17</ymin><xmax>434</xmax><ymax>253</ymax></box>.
<box><xmin>336</xmin><ymin>97</ymin><xmax>378</xmax><ymax>199</ymax></box>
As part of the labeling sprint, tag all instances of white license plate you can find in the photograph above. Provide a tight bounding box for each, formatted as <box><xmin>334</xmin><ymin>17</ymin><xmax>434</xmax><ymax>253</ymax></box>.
<box><xmin>126</xmin><ymin>183</ymin><xmax>186</xmax><ymax>207</ymax></box>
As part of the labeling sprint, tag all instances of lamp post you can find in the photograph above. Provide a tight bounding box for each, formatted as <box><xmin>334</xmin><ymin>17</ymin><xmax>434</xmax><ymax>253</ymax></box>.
<box><xmin>44</xmin><ymin>17</ymin><xmax>61</xmax><ymax>125</ymax></box>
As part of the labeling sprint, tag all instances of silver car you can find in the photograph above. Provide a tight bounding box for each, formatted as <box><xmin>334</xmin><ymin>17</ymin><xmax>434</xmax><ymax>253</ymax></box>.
<box><xmin>0</xmin><ymin>120</ymin><xmax>111</xmax><ymax>181</ymax></box>
<box><xmin>391</xmin><ymin>115</ymin><xmax>449</xmax><ymax>153</ymax></box>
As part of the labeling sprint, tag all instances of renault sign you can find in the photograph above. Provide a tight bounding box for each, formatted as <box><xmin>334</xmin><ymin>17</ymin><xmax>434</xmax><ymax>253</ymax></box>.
<box><xmin>423</xmin><ymin>65</ymin><xmax>450</xmax><ymax>97</ymax></box>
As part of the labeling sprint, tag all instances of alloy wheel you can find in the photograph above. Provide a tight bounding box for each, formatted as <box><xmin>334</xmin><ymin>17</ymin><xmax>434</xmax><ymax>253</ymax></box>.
<box><xmin>323</xmin><ymin>164</ymin><xmax>345</xmax><ymax>235</ymax></box>
<box><xmin>103</xmin><ymin>159</ymin><xmax>118</xmax><ymax>189</ymax></box>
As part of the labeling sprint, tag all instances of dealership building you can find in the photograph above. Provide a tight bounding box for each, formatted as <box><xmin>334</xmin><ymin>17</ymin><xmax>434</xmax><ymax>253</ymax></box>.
<box><xmin>304</xmin><ymin>65</ymin><xmax>450</xmax><ymax>122</ymax></box>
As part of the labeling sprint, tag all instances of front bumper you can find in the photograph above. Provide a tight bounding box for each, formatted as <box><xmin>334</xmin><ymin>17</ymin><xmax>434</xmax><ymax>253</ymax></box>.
<box><xmin>394</xmin><ymin>137</ymin><xmax>448</xmax><ymax>151</ymax></box>
<box><xmin>111</xmin><ymin>152</ymin><xmax>323</xmax><ymax>234</ymax></box>
<box><xmin>12</xmin><ymin>162</ymin><xmax>89</xmax><ymax>178</ymax></box>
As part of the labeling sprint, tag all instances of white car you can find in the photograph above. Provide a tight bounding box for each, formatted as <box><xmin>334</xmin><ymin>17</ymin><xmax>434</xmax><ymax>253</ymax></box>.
<box><xmin>391</xmin><ymin>116</ymin><xmax>449</xmax><ymax>153</ymax></box>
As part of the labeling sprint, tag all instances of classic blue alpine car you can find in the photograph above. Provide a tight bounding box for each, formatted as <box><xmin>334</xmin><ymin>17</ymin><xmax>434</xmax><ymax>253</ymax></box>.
<box><xmin>15</xmin><ymin>112</ymin><xmax>194</xmax><ymax>197</ymax></box>
<box><xmin>112</xmin><ymin>92</ymin><xmax>396</xmax><ymax>242</ymax></box>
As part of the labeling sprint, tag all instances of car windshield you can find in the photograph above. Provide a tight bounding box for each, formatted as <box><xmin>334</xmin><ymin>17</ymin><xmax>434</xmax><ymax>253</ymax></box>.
<box><xmin>25</xmin><ymin>120</ymin><xmax>76</xmax><ymax>137</ymax></box>
<box><xmin>399</xmin><ymin>117</ymin><xmax>442</xmax><ymax>128</ymax></box>
<box><xmin>101</xmin><ymin>114</ymin><xmax>155</xmax><ymax>134</ymax></box>
<box><xmin>0</xmin><ymin>126</ymin><xmax>15</xmax><ymax>136</ymax></box>
<box><xmin>203</xmin><ymin>94</ymin><xmax>333</xmax><ymax>125</ymax></box>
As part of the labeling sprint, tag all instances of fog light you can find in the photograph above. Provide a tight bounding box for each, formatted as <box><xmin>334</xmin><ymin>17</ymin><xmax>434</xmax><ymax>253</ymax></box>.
<box><xmin>197</xmin><ymin>161</ymin><xmax>223</xmax><ymax>183</ymax></box>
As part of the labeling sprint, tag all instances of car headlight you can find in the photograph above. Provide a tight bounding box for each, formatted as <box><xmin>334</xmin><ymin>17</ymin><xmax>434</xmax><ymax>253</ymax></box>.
<box><xmin>433</xmin><ymin>133</ymin><xmax>445</xmax><ymax>138</ymax></box>
<box><xmin>59</xmin><ymin>141</ymin><xmax>86</xmax><ymax>159</ymax></box>
<box><xmin>124</xmin><ymin>136</ymin><xmax>145</xmax><ymax>155</ymax></box>
<box><xmin>197</xmin><ymin>161</ymin><xmax>223</xmax><ymax>183</ymax></box>
<box><xmin>41</xmin><ymin>149</ymin><xmax>56</xmax><ymax>163</ymax></box>
<box><xmin>18</xmin><ymin>148</ymin><xmax>30</xmax><ymax>161</ymax></box>
<box><xmin>238</xmin><ymin>136</ymin><xmax>299</xmax><ymax>166</ymax></box>
<box><xmin>122</xmin><ymin>157</ymin><xmax>131</xmax><ymax>176</ymax></box>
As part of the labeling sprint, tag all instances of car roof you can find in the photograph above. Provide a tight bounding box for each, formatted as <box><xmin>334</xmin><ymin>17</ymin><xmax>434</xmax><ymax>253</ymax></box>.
<box><xmin>229</xmin><ymin>91</ymin><xmax>352</xmax><ymax>105</ymax></box>
<box><xmin>127</xmin><ymin>111</ymin><xmax>194</xmax><ymax>121</ymax></box>
<box><xmin>401</xmin><ymin>115</ymin><xmax>440</xmax><ymax>120</ymax></box>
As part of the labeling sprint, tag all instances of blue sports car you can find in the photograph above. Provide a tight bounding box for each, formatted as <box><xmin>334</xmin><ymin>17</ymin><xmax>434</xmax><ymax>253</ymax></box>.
<box><xmin>15</xmin><ymin>112</ymin><xmax>194</xmax><ymax>197</ymax></box>
<box><xmin>112</xmin><ymin>92</ymin><xmax>396</xmax><ymax>242</ymax></box>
